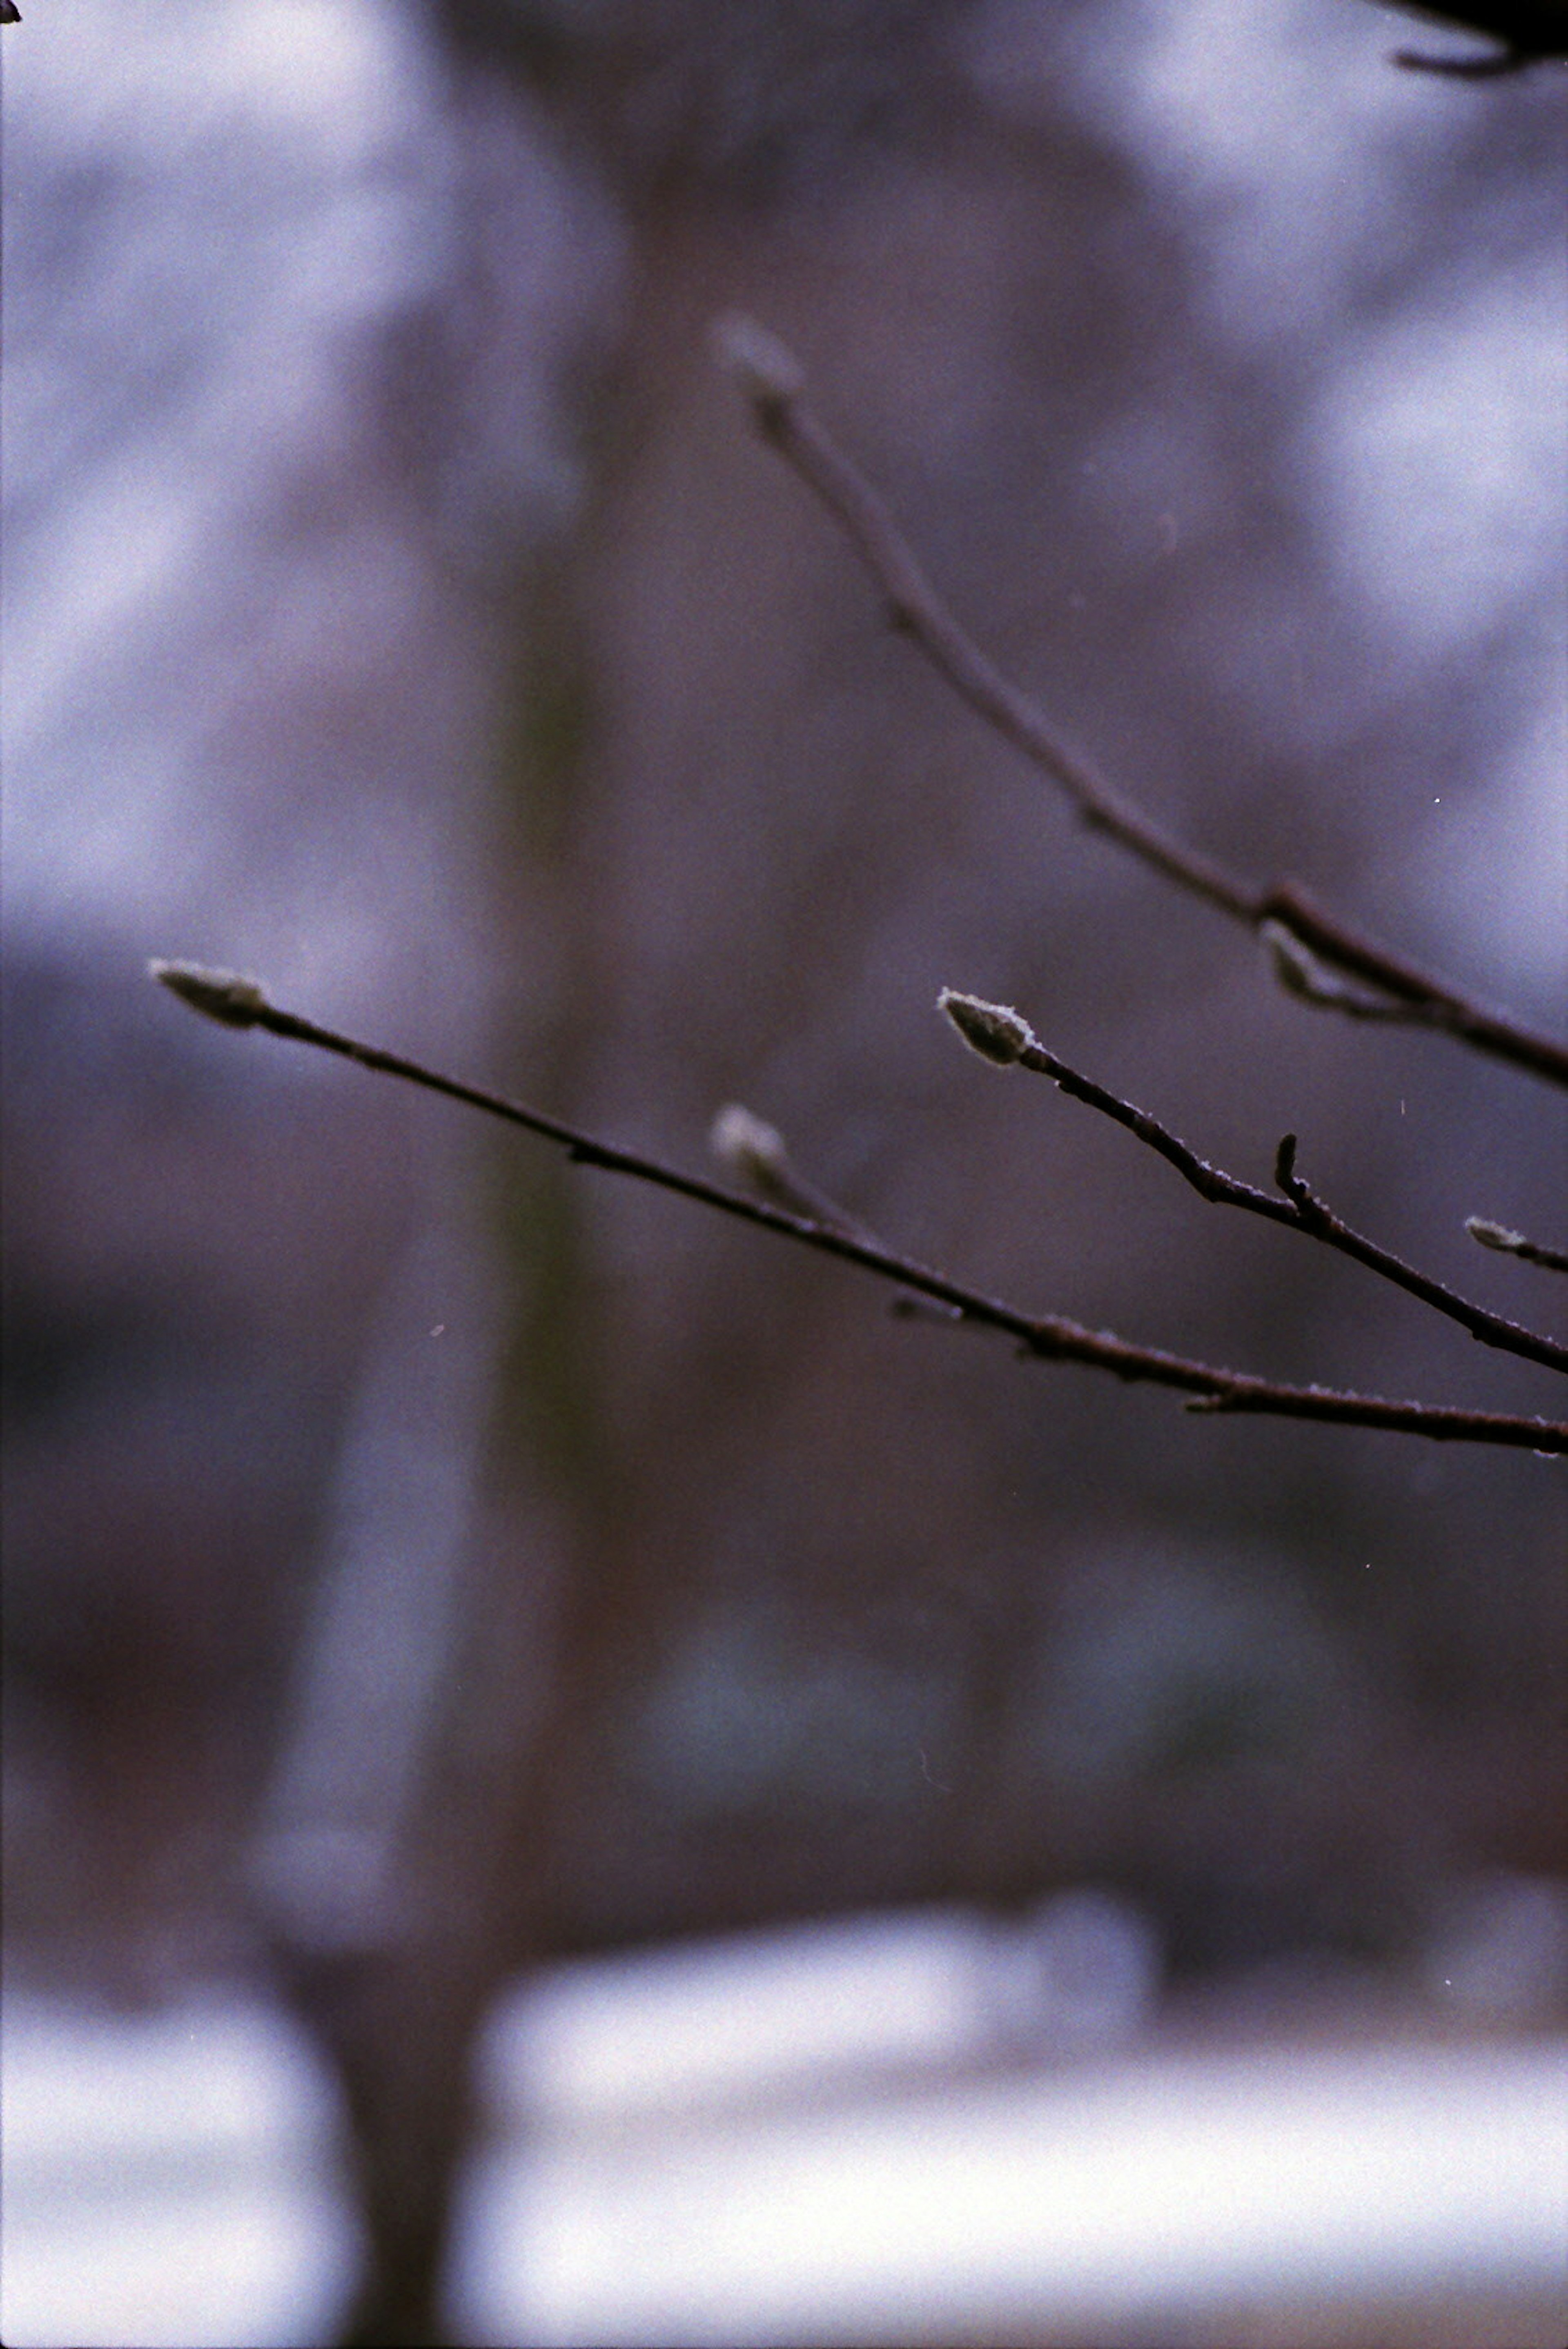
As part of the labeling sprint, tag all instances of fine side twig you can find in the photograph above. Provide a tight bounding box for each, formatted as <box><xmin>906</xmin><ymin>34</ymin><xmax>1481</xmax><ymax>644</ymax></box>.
<box><xmin>938</xmin><ymin>992</ymin><xmax>1568</xmax><ymax>1376</ymax></box>
<box><xmin>712</xmin><ymin>316</ymin><xmax>1568</xmax><ymax>1091</ymax></box>
<box><xmin>150</xmin><ymin>962</ymin><xmax>1568</xmax><ymax>1453</ymax></box>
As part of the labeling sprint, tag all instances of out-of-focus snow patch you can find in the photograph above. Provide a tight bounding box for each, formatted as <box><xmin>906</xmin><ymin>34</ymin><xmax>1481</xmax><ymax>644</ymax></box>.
<box><xmin>454</xmin><ymin>2021</ymin><xmax>1568</xmax><ymax>2347</ymax></box>
<box><xmin>0</xmin><ymin>1989</ymin><xmax>358</xmax><ymax>2349</ymax></box>
<box><xmin>7</xmin><ymin>1914</ymin><xmax>1564</xmax><ymax>2349</ymax></box>
<box><xmin>459</xmin><ymin>1902</ymin><xmax>1566</xmax><ymax>2344</ymax></box>
<box><xmin>484</xmin><ymin>1910</ymin><xmax>991</xmax><ymax>2119</ymax></box>
<box><xmin>481</xmin><ymin>1895</ymin><xmax>1160</xmax><ymax>2126</ymax></box>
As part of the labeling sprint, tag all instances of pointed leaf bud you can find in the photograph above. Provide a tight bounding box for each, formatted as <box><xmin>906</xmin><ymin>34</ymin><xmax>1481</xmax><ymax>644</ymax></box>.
<box><xmin>149</xmin><ymin>959</ymin><xmax>269</xmax><ymax>1028</ymax></box>
<box><xmin>1465</xmin><ymin>1217</ymin><xmax>1527</xmax><ymax>1254</ymax></box>
<box><xmin>938</xmin><ymin>988</ymin><xmax>1034</xmax><ymax>1067</ymax></box>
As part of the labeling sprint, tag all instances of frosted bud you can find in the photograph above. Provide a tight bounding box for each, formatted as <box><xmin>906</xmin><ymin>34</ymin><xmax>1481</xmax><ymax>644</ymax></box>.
<box><xmin>1465</xmin><ymin>1217</ymin><xmax>1527</xmax><ymax>1254</ymax></box>
<box><xmin>149</xmin><ymin>959</ymin><xmax>269</xmax><ymax>1027</ymax></box>
<box><xmin>938</xmin><ymin>988</ymin><xmax>1034</xmax><ymax>1067</ymax></box>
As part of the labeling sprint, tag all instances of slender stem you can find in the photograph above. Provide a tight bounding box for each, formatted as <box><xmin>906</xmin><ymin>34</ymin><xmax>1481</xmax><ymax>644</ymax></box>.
<box><xmin>937</xmin><ymin>991</ymin><xmax>1568</xmax><ymax>1376</ymax></box>
<box><xmin>151</xmin><ymin>964</ymin><xmax>1568</xmax><ymax>1454</ymax></box>
<box><xmin>715</xmin><ymin>320</ymin><xmax>1568</xmax><ymax>1089</ymax></box>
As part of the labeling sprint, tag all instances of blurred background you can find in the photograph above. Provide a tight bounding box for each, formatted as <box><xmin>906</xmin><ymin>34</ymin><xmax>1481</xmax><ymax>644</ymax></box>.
<box><xmin>2</xmin><ymin>1</ymin><xmax>1565</xmax><ymax>2342</ymax></box>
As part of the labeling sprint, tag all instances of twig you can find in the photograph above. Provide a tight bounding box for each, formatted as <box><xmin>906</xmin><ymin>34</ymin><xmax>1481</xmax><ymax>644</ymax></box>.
<box><xmin>150</xmin><ymin>962</ymin><xmax>1568</xmax><ymax>1453</ymax></box>
<box><xmin>713</xmin><ymin>316</ymin><xmax>1568</xmax><ymax>1091</ymax></box>
<box><xmin>1467</xmin><ymin>1217</ymin><xmax>1568</xmax><ymax>1274</ymax></box>
<box><xmin>939</xmin><ymin>991</ymin><xmax>1568</xmax><ymax>1376</ymax></box>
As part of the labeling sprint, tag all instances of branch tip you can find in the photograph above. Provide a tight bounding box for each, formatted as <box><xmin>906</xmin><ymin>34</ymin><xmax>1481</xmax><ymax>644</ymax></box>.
<box><xmin>939</xmin><ymin>988</ymin><xmax>1035</xmax><ymax>1067</ymax></box>
<box><xmin>1466</xmin><ymin>1217</ymin><xmax>1526</xmax><ymax>1253</ymax></box>
<box><xmin>710</xmin><ymin>312</ymin><xmax>806</xmax><ymax>414</ymax></box>
<box><xmin>1461</xmin><ymin>1216</ymin><xmax>1568</xmax><ymax>1274</ymax></box>
<box><xmin>149</xmin><ymin>959</ymin><xmax>270</xmax><ymax>1028</ymax></box>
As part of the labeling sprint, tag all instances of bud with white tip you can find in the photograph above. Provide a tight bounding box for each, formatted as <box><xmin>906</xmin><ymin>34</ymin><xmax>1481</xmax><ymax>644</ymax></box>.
<box><xmin>710</xmin><ymin>1102</ymin><xmax>789</xmax><ymax>1187</ymax></box>
<box><xmin>149</xmin><ymin>959</ymin><xmax>270</xmax><ymax>1027</ymax></box>
<box><xmin>938</xmin><ymin>989</ymin><xmax>1035</xmax><ymax>1067</ymax></box>
<box><xmin>1466</xmin><ymin>1217</ymin><xmax>1526</xmax><ymax>1254</ymax></box>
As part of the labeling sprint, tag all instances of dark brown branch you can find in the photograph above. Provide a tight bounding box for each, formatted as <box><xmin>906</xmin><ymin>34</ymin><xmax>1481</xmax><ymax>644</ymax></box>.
<box><xmin>713</xmin><ymin>317</ymin><xmax>1568</xmax><ymax>1091</ymax></box>
<box><xmin>150</xmin><ymin>963</ymin><xmax>1568</xmax><ymax>1453</ymax></box>
<box><xmin>938</xmin><ymin>991</ymin><xmax>1568</xmax><ymax>1377</ymax></box>
<box><xmin>1468</xmin><ymin>1217</ymin><xmax>1568</xmax><ymax>1274</ymax></box>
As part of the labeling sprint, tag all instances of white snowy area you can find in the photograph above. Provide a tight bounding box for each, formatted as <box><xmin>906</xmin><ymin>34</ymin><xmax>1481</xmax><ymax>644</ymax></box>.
<box><xmin>4</xmin><ymin>1901</ymin><xmax>1567</xmax><ymax>2346</ymax></box>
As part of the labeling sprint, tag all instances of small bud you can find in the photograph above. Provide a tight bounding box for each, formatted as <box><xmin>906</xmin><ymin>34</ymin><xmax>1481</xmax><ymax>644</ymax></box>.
<box><xmin>710</xmin><ymin>312</ymin><xmax>806</xmax><ymax>410</ymax></box>
<box><xmin>1260</xmin><ymin>918</ymin><xmax>1390</xmax><ymax>1014</ymax></box>
<box><xmin>710</xmin><ymin>1102</ymin><xmax>788</xmax><ymax>1186</ymax></box>
<box><xmin>938</xmin><ymin>988</ymin><xmax>1035</xmax><ymax>1067</ymax></box>
<box><xmin>149</xmin><ymin>959</ymin><xmax>269</xmax><ymax>1027</ymax></box>
<box><xmin>1465</xmin><ymin>1217</ymin><xmax>1527</xmax><ymax>1254</ymax></box>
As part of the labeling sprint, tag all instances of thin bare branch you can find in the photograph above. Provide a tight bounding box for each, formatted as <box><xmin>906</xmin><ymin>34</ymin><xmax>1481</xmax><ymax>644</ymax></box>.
<box><xmin>939</xmin><ymin>990</ymin><xmax>1568</xmax><ymax>1377</ymax></box>
<box><xmin>1468</xmin><ymin>1217</ymin><xmax>1568</xmax><ymax>1274</ymax></box>
<box><xmin>713</xmin><ymin>317</ymin><xmax>1568</xmax><ymax>1091</ymax></box>
<box><xmin>151</xmin><ymin>962</ymin><xmax>1568</xmax><ymax>1453</ymax></box>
